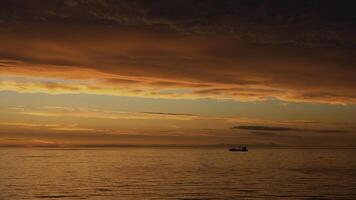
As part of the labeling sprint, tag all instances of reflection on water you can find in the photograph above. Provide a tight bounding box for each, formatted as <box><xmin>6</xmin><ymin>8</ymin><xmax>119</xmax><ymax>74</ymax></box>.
<box><xmin>1</xmin><ymin>147</ymin><xmax>356</xmax><ymax>199</ymax></box>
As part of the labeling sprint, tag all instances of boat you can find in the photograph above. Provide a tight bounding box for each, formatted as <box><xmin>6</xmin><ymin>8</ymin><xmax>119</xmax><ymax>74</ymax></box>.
<box><xmin>229</xmin><ymin>145</ymin><xmax>248</xmax><ymax>152</ymax></box>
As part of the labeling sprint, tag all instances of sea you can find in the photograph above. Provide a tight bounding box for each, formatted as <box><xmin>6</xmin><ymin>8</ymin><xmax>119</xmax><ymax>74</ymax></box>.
<box><xmin>1</xmin><ymin>147</ymin><xmax>356</xmax><ymax>200</ymax></box>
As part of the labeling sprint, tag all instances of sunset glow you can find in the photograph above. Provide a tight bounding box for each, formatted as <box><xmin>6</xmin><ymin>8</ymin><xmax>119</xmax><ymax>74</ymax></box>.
<box><xmin>0</xmin><ymin>0</ymin><xmax>355</xmax><ymax>147</ymax></box>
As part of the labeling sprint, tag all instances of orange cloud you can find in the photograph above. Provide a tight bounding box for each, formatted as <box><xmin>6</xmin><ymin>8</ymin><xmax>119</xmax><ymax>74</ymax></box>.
<box><xmin>8</xmin><ymin>106</ymin><xmax>218</xmax><ymax>121</ymax></box>
<box><xmin>0</xmin><ymin>24</ymin><xmax>355</xmax><ymax>104</ymax></box>
<box><xmin>0</xmin><ymin>121</ymin><xmax>104</xmax><ymax>133</ymax></box>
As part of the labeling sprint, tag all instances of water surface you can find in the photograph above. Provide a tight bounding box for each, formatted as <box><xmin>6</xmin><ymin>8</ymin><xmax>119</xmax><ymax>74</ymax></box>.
<box><xmin>1</xmin><ymin>147</ymin><xmax>356</xmax><ymax>199</ymax></box>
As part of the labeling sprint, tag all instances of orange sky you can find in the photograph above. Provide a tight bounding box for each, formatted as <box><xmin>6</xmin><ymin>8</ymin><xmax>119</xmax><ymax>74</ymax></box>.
<box><xmin>0</xmin><ymin>1</ymin><xmax>355</xmax><ymax>147</ymax></box>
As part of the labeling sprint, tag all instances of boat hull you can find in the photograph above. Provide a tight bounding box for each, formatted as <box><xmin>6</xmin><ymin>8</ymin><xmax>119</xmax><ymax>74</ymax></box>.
<box><xmin>229</xmin><ymin>148</ymin><xmax>248</xmax><ymax>152</ymax></box>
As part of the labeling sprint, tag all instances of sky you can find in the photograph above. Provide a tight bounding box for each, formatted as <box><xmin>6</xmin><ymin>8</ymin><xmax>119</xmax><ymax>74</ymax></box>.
<box><xmin>0</xmin><ymin>0</ymin><xmax>356</xmax><ymax>147</ymax></box>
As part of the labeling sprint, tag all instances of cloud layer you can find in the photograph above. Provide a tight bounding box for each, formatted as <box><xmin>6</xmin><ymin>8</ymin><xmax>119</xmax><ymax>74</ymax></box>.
<box><xmin>0</xmin><ymin>0</ymin><xmax>355</xmax><ymax>105</ymax></box>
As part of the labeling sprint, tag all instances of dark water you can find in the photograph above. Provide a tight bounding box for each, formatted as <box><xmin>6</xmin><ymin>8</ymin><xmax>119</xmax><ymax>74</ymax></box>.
<box><xmin>1</xmin><ymin>147</ymin><xmax>356</xmax><ymax>200</ymax></box>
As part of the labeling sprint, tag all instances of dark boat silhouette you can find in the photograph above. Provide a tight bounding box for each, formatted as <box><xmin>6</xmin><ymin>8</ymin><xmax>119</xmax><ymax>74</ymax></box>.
<box><xmin>229</xmin><ymin>145</ymin><xmax>248</xmax><ymax>152</ymax></box>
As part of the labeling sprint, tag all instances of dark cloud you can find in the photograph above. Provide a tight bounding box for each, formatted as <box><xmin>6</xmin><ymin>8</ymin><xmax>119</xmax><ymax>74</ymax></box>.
<box><xmin>141</xmin><ymin>111</ymin><xmax>196</xmax><ymax>117</ymax></box>
<box><xmin>234</xmin><ymin>125</ymin><xmax>350</xmax><ymax>134</ymax></box>
<box><xmin>233</xmin><ymin>125</ymin><xmax>301</xmax><ymax>131</ymax></box>
<box><xmin>1</xmin><ymin>0</ymin><xmax>355</xmax><ymax>47</ymax></box>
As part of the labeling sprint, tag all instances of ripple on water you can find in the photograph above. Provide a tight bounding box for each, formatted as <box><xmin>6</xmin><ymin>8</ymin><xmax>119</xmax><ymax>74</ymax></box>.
<box><xmin>1</xmin><ymin>148</ymin><xmax>356</xmax><ymax>200</ymax></box>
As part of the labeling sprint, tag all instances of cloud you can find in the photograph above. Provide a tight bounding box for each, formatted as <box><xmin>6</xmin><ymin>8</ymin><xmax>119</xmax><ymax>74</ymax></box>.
<box><xmin>233</xmin><ymin>125</ymin><xmax>350</xmax><ymax>134</ymax></box>
<box><xmin>0</xmin><ymin>36</ymin><xmax>355</xmax><ymax>104</ymax></box>
<box><xmin>9</xmin><ymin>106</ymin><xmax>206</xmax><ymax>121</ymax></box>
<box><xmin>4</xmin><ymin>106</ymin><xmax>353</xmax><ymax>137</ymax></box>
<box><xmin>1</xmin><ymin>106</ymin><xmax>310</xmax><ymax>125</ymax></box>
<box><xmin>233</xmin><ymin>125</ymin><xmax>300</xmax><ymax>131</ymax></box>
<box><xmin>29</xmin><ymin>139</ymin><xmax>56</xmax><ymax>144</ymax></box>
<box><xmin>0</xmin><ymin>121</ymin><xmax>104</xmax><ymax>133</ymax></box>
<box><xmin>0</xmin><ymin>137</ymin><xmax>63</xmax><ymax>147</ymax></box>
<box><xmin>0</xmin><ymin>1</ymin><xmax>355</xmax><ymax>104</ymax></box>
<box><xmin>1</xmin><ymin>1</ymin><xmax>355</xmax><ymax>47</ymax></box>
<box><xmin>3</xmin><ymin>106</ymin><xmax>354</xmax><ymax>128</ymax></box>
<box><xmin>0</xmin><ymin>122</ymin><xmax>61</xmax><ymax>128</ymax></box>
<box><xmin>312</xmin><ymin>130</ymin><xmax>349</xmax><ymax>133</ymax></box>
